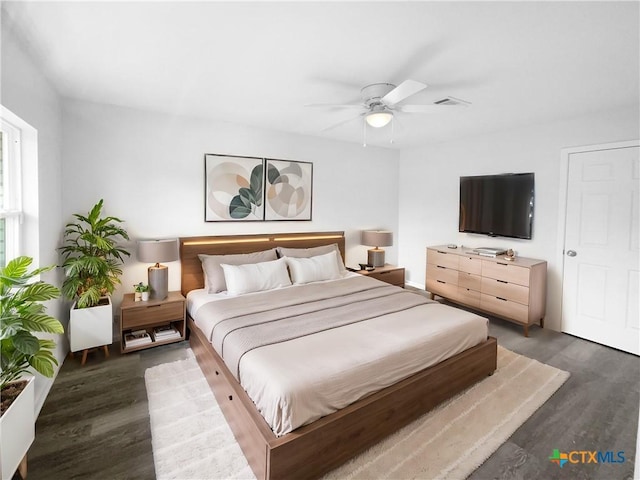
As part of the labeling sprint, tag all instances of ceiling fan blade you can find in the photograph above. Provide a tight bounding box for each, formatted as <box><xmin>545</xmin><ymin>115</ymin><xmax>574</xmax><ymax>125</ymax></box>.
<box><xmin>398</xmin><ymin>98</ymin><xmax>471</xmax><ymax>113</ymax></box>
<box><xmin>381</xmin><ymin>79</ymin><xmax>427</xmax><ymax>106</ymax></box>
<box><xmin>397</xmin><ymin>104</ymin><xmax>457</xmax><ymax>113</ymax></box>
<box><xmin>305</xmin><ymin>103</ymin><xmax>363</xmax><ymax>109</ymax></box>
<box><xmin>321</xmin><ymin>113</ymin><xmax>365</xmax><ymax>132</ymax></box>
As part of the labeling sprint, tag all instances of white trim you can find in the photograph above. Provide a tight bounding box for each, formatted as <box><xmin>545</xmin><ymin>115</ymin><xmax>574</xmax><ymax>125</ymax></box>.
<box><xmin>0</xmin><ymin>116</ymin><xmax>24</xmax><ymax>262</ymax></box>
<box><xmin>556</xmin><ymin>139</ymin><xmax>640</xmax><ymax>333</ymax></box>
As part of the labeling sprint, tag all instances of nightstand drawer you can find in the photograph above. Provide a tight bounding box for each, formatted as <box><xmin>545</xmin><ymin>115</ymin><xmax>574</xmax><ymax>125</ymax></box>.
<box><xmin>369</xmin><ymin>268</ymin><xmax>404</xmax><ymax>287</ymax></box>
<box><xmin>122</xmin><ymin>301</ymin><xmax>184</xmax><ymax>329</ymax></box>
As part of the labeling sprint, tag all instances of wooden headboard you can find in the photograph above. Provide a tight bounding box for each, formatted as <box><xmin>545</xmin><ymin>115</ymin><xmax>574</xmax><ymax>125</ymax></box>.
<box><xmin>179</xmin><ymin>231</ymin><xmax>345</xmax><ymax>296</ymax></box>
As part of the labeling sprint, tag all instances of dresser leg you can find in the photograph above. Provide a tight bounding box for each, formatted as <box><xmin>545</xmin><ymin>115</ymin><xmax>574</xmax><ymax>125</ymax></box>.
<box><xmin>523</xmin><ymin>325</ymin><xmax>529</xmax><ymax>337</ymax></box>
<box><xmin>540</xmin><ymin>317</ymin><xmax>544</xmax><ymax>328</ymax></box>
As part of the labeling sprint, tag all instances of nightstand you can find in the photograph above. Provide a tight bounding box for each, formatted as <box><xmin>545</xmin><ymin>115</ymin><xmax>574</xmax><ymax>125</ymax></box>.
<box><xmin>120</xmin><ymin>291</ymin><xmax>186</xmax><ymax>353</ymax></box>
<box><xmin>358</xmin><ymin>264</ymin><xmax>405</xmax><ymax>288</ymax></box>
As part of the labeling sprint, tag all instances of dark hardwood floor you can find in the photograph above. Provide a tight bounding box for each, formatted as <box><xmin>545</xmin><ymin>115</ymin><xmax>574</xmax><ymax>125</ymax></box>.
<box><xmin>23</xmin><ymin>311</ymin><xmax>638</xmax><ymax>480</ymax></box>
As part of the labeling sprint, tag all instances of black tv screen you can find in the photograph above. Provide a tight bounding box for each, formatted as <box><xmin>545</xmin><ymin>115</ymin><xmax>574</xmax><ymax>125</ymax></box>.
<box><xmin>459</xmin><ymin>173</ymin><xmax>534</xmax><ymax>239</ymax></box>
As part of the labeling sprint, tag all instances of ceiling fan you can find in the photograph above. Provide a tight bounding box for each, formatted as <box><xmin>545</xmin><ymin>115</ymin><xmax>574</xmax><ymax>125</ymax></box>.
<box><xmin>307</xmin><ymin>79</ymin><xmax>470</xmax><ymax>135</ymax></box>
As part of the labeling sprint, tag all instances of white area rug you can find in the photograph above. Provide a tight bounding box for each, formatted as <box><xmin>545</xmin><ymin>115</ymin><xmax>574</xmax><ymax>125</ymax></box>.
<box><xmin>145</xmin><ymin>347</ymin><xmax>569</xmax><ymax>480</ymax></box>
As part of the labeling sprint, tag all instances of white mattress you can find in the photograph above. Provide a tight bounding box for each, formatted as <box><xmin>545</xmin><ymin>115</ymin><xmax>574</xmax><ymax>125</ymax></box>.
<box><xmin>187</xmin><ymin>277</ymin><xmax>488</xmax><ymax>436</ymax></box>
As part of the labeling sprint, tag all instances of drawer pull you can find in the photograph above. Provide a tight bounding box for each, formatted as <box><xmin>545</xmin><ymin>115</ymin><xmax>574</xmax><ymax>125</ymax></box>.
<box><xmin>497</xmin><ymin>262</ymin><xmax>508</xmax><ymax>266</ymax></box>
<box><xmin>228</xmin><ymin>395</ymin><xmax>233</xmax><ymax>401</ymax></box>
<box><xmin>437</xmin><ymin>250</ymin><xmax>448</xmax><ymax>254</ymax></box>
<box><xmin>146</xmin><ymin>304</ymin><xmax>163</xmax><ymax>308</ymax></box>
<box><xmin>215</xmin><ymin>371</ymin><xmax>219</xmax><ymax>376</ymax></box>
<box><xmin>437</xmin><ymin>280</ymin><xmax>446</xmax><ymax>284</ymax></box>
<box><xmin>378</xmin><ymin>271</ymin><xmax>390</xmax><ymax>275</ymax></box>
<box><xmin>496</xmin><ymin>296</ymin><xmax>507</xmax><ymax>302</ymax></box>
<box><xmin>497</xmin><ymin>279</ymin><xmax>508</xmax><ymax>284</ymax></box>
<box><xmin>436</xmin><ymin>265</ymin><xmax>446</xmax><ymax>269</ymax></box>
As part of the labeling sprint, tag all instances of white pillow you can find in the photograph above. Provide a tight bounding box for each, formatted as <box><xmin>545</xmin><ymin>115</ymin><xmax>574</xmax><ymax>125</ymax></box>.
<box><xmin>276</xmin><ymin>243</ymin><xmax>346</xmax><ymax>274</ymax></box>
<box><xmin>198</xmin><ymin>248</ymin><xmax>278</xmax><ymax>293</ymax></box>
<box><xmin>284</xmin><ymin>251</ymin><xmax>342</xmax><ymax>285</ymax></box>
<box><xmin>221</xmin><ymin>257</ymin><xmax>292</xmax><ymax>296</ymax></box>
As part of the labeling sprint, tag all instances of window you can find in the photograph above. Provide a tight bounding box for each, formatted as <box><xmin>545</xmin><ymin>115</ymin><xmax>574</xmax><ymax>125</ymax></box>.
<box><xmin>0</xmin><ymin>118</ymin><xmax>23</xmax><ymax>267</ymax></box>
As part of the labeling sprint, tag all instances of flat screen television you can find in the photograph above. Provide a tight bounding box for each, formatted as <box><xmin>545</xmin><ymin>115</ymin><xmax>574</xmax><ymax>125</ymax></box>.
<box><xmin>459</xmin><ymin>173</ymin><xmax>534</xmax><ymax>239</ymax></box>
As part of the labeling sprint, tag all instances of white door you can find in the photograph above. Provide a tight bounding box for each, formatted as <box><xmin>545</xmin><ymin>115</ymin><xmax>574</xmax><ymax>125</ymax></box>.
<box><xmin>562</xmin><ymin>143</ymin><xmax>639</xmax><ymax>355</ymax></box>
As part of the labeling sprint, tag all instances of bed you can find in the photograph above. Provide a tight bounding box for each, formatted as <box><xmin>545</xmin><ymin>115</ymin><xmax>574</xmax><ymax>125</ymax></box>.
<box><xmin>181</xmin><ymin>231</ymin><xmax>497</xmax><ymax>480</ymax></box>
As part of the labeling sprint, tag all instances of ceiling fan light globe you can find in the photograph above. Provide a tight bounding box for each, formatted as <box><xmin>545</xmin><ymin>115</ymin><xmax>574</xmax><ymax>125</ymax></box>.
<box><xmin>365</xmin><ymin>111</ymin><xmax>393</xmax><ymax>128</ymax></box>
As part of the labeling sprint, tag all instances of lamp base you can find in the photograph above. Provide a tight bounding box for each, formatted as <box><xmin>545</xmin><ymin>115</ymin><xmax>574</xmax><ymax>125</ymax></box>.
<box><xmin>148</xmin><ymin>265</ymin><xmax>168</xmax><ymax>300</ymax></box>
<box><xmin>367</xmin><ymin>248</ymin><xmax>386</xmax><ymax>268</ymax></box>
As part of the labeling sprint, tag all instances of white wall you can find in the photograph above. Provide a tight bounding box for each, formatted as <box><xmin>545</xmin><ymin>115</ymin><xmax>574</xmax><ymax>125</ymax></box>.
<box><xmin>1</xmin><ymin>15</ymin><xmax>65</xmax><ymax>413</ymax></box>
<box><xmin>62</xmin><ymin>99</ymin><xmax>399</xmax><ymax>306</ymax></box>
<box><xmin>398</xmin><ymin>106</ymin><xmax>639</xmax><ymax>331</ymax></box>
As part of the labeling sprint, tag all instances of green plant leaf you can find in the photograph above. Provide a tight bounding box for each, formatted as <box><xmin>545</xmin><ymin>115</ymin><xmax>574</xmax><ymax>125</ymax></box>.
<box><xmin>30</xmin><ymin>350</ymin><xmax>57</xmax><ymax>378</ymax></box>
<box><xmin>12</xmin><ymin>331</ymin><xmax>40</xmax><ymax>355</ymax></box>
<box><xmin>21</xmin><ymin>314</ymin><xmax>64</xmax><ymax>334</ymax></box>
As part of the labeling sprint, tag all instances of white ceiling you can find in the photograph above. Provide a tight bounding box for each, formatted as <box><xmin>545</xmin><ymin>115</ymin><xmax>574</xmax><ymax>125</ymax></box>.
<box><xmin>3</xmin><ymin>1</ymin><xmax>639</xmax><ymax>149</ymax></box>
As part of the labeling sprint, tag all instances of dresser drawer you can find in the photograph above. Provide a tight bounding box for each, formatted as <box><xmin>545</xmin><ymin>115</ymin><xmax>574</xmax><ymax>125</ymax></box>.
<box><xmin>456</xmin><ymin>287</ymin><xmax>481</xmax><ymax>308</ymax></box>
<box><xmin>481</xmin><ymin>277</ymin><xmax>529</xmax><ymax>305</ymax></box>
<box><xmin>482</xmin><ymin>260</ymin><xmax>530</xmax><ymax>286</ymax></box>
<box><xmin>426</xmin><ymin>278</ymin><xmax>458</xmax><ymax>300</ymax></box>
<box><xmin>369</xmin><ymin>268</ymin><xmax>404</xmax><ymax>287</ymax></box>
<box><xmin>427</xmin><ymin>263</ymin><xmax>458</xmax><ymax>285</ymax></box>
<box><xmin>427</xmin><ymin>249</ymin><xmax>459</xmax><ymax>269</ymax></box>
<box><xmin>458</xmin><ymin>255</ymin><xmax>482</xmax><ymax>275</ymax></box>
<box><xmin>458</xmin><ymin>271</ymin><xmax>481</xmax><ymax>291</ymax></box>
<box><xmin>122</xmin><ymin>301</ymin><xmax>184</xmax><ymax>329</ymax></box>
<box><xmin>481</xmin><ymin>294</ymin><xmax>528</xmax><ymax>323</ymax></box>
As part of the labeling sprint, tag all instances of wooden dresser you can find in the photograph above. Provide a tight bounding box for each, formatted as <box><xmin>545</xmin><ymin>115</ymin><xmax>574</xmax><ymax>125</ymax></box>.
<box><xmin>426</xmin><ymin>246</ymin><xmax>547</xmax><ymax>336</ymax></box>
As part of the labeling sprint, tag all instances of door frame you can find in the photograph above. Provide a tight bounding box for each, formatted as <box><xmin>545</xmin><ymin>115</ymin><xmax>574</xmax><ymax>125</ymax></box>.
<box><xmin>556</xmin><ymin>139</ymin><xmax>640</xmax><ymax>333</ymax></box>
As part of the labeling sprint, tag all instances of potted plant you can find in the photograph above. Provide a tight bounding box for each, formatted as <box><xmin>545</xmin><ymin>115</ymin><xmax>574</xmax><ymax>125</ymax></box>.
<box><xmin>60</xmin><ymin>199</ymin><xmax>130</xmax><ymax>353</ymax></box>
<box><xmin>134</xmin><ymin>282</ymin><xmax>150</xmax><ymax>302</ymax></box>
<box><xmin>0</xmin><ymin>256</ymin><xmax>63</xmax><ymax>480</ymax></box>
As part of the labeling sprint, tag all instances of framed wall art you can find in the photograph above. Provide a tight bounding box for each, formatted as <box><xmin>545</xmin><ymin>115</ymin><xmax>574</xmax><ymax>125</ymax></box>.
<box><xmin>204</xmin><ymin>154</ymin><xmax>313</xmax><ymax>222</ymax></box>
<box><xmin>264</xmin><ymin>159</ymin><xmax>313</xmax><ymax>221</ymax></box>
<box><xmin>204</xmin><ymin>154</ymin><xmax>264</xmax><ymax>221</ymax></box>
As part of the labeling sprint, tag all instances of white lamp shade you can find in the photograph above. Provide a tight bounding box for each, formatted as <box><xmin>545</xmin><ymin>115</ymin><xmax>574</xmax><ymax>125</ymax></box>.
<box><xmin>137</xmin><ymin>239</ymin><xmax>179</xmax><ymax>264</ymax></box>
<box><xmin>361</xmin><ymin>230</ymin><xmax>393</xmax><ymax>248</ymax></box>
<box><xmin>365</xmin><ymin>111</ymin><xmax>393</xmax><ymax>128</ymax></box>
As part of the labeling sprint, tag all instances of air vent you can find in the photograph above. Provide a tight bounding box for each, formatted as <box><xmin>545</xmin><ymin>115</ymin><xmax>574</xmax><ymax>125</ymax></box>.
<box><xmin>434</xmin><ymin>96</ymin><xmax>471</xmax><ymax>106</ymax></box>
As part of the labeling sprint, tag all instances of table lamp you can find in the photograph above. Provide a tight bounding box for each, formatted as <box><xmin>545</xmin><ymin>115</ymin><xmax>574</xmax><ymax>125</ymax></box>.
<box><xmin>137</xmin><ymin>239</ymin><xmax>179</xmax><ymax>300</ymax></box>
<box><xmin>361</xmin><ymin>230</ymin><xmax>393</xmax><ymax>267</ymax></box>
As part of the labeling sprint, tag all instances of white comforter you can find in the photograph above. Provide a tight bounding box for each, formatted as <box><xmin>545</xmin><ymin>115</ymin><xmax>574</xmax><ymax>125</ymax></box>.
<box><xmin>188</xmin><ymin>275</ymin><xmax>488</xmax><ymax>436</ymax></box>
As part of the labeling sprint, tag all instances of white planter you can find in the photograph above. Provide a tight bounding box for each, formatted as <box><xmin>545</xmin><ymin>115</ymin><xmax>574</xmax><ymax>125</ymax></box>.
<box><xmin>68</xmin><ymin>297</ymin><xmax>113</xmax><ymax>352</ymax></box>
<box><xmin>0</xmin><ymin>376</ymin><xmax>35</xmax><ymax>480</ymax></box>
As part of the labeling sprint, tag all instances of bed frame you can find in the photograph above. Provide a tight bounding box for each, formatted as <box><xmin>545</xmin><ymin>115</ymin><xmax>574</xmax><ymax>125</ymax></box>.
<box><xmin>180</xmin><ymin>232</ymin><xmax>498</xmax><ymax>480</ymax></box>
